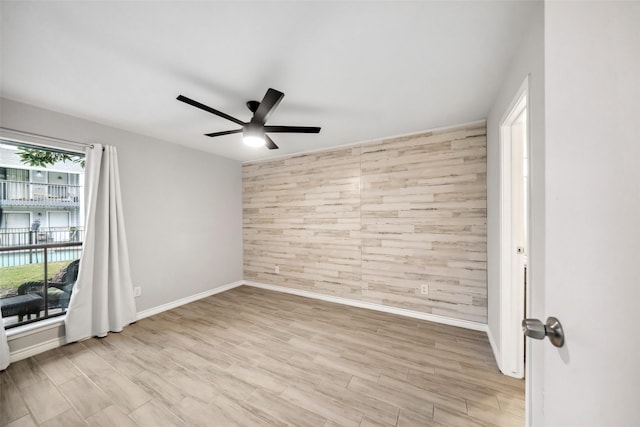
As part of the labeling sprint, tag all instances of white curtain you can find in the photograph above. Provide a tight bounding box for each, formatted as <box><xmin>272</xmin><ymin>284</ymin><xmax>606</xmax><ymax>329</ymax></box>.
<box><xmin>0</xmin><ymin>318</ymin><xmax>9</xmax><ymax>370</ymax></box>
<box><xmin>65</xmin><ymin>144</ymin><xmax>136</xmax><ymax>343</ymax></box>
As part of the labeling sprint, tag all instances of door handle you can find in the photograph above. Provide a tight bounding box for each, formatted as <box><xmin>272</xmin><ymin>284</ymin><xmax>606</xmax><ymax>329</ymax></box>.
<box><xmin>522</xmin><ymin>317</ymin><xmax>565</xmax><ymax>347</ymax></box>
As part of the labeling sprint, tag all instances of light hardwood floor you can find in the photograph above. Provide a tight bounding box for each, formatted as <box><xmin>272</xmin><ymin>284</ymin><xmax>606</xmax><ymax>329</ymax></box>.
<box><xmin>1</xmin><ymin>286</ymin><xmax>524</xmax><ymax>427</ymax></box>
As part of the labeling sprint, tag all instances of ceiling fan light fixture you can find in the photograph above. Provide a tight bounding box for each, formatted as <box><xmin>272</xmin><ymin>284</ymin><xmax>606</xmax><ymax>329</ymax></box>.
<box><xmin>243</xmin><ymin>135</ymin><xmax>266</xmax><ymax>147</ymax></box>
<box><xmin>243</xmin><ymin>125</ymin><xmax>266</xmax><ymax>147</ymax></box>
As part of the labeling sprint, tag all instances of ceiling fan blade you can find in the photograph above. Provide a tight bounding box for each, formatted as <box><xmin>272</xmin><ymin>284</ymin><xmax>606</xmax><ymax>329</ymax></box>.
<box><xmin>253</xmin><ymin>88</ymin><xmax>284</xmax><ymax>125</ymax></box>
<box><xmin>264</xmin><ymin>125</ymin><xmax>321</xmax><ymax>134</ymax></box>
<box><xmin>204</xmin><ymin>129</ymin><xmax>243</xmax><ymax>138</ymax></box>
<box><xmin>177</xmin><ymin>95</ymin><xmax>245</xmax><ymax>127</ymax></box>
<box><xmin>265</xmin><ymin>135</ymin><xmax>279</xmax><ymax>150</ymax></box>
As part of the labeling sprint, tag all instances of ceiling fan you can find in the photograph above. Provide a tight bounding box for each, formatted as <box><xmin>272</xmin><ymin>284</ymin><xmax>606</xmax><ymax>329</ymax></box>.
<box><xmin>177</xmin><ymin>88</ymin><xmax>321</xmax><ymax>150</ymax></box>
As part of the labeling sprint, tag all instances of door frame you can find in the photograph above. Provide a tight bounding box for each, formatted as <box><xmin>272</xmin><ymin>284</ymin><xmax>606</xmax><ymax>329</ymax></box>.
<box><xmin>498</xmin><ymin>76</ymin><xmax>530</xmax><ymax>379</ymax></box>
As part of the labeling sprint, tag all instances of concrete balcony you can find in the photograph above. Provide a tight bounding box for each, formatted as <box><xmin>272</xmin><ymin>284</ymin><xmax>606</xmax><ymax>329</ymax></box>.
<box><xmin>0</xmin><ymin>180</ymin><xmax>80</xmax><ymax>208</ymax></box>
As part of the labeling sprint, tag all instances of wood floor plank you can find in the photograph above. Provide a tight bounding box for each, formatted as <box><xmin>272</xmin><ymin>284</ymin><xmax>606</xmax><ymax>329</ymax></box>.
<box><xmin>406</xmin><ymin>368</ymin><xmax>502</xmax><ymax>409</ymax></box>
<box><xmin>130</xmin><ymin>370</ymin><xmax>187</xmax><ymax>409</ymax></box>
<box><xmin>497</xmin><ymin>392</ymin><xmax>526</xmax><ymax>417</ymax></box>
<box><xmin>433</xmin><ymin>406</ymin><xmax>492</xmax><ymax>427</ymax></box>
<box><xmin>93</xmin><ymin>371</ymin><xmax>151</xmax><ymax>413</ymax></box>
<box><xmin>128</xmin><ymin>399</ymin><xmax>183</xmax><ymax>427</ymax></box>
<box><xmin>4</xmin><ymin>415</ymin><xmax>38</xmax><ymax>427</ymax></box>
<box><xmin>19</xmin><ymin>379</ymin><xmax>71</xmax><ymax>424</ymax></box>
<box><xmin>185</xmin><ymin>369</ymin><xmax>257</xmax><ymax>403</ymax></box>
<box><xmin>163</xmin><ymin>367</ymin><xmax>219</xmax><ymax>403</ymax></box>
<box><xmin>3</xmin><ymin>286</ymin><xmax>524</xmax><ymax>427</ymax></box>
<box><xmin>467</xmin><ymin>400</ymin><xmax>524</xmax><ymax>427</ymax></box>
<box><xmin>247</xmin><ymin>388</ymin><xmax>329</xmax><ymax>427</ymax></box>
<box><xmin>1</xmin><ymin>370</ymin><xmax>30</xmax><ymax>425</ymax></box>
<box><xmin>85</xmin><ymin>406</ymin><xmax>137</xmax><ymax>427</ymax></box>
<box><xmin>397</xmin><ymin>408</ymin><xmax>444</xmax><ymax>427</ymax></box>
<box><xmin>210</xmin><ymin>393</ymin><xmax>289</xmax><ymax>427</ymax></box>
<box><xmin>67</xmin><ymin>350</ymin><xmax>115</xmax><ymax>381</ymax></box>
<box><xmin>170</xmin><ymin>396</ymin><xmax>238</xmax><ymax>427</ymax></box>
<box><xmin>377</xmin><ymin>374</ymin><xmax>468</xmax><ymax>414</ymax></box>
<box><xmin>280</xmin><ymin>385</ymin><xmax>363</xmax><ymax>427</ymax></box>
<box><xmin>6</xmin><ymin>359</ymin><xmax>49</xmax><ymax>391</ymax></box>
<box><xmin>57</xmin><ymin>376</ymin><xmax>112</xmax><ymax>419</ymax></box>
<box><xmin>360</xmin><ymin>415</ymin><xmax>396</xmax><ymax>427</ymax></box>
<box><xmin>35</xmin><ymin>354</ymin><xmax>82</xmax><ymax>386</ymax></box>
<box><xmin>314</xmin><ymin>380</ymin><xmax>399</xmax><ymax>426</ymax></box>
<box><xmin>347</xmin><ymin>375</ymin><xmax>435</xmax><ymax>419</ymax></box>
<box><xmin>38</xmin><ymin>408</ymin><xmax>86</xmax><ymax>427</ymax></box>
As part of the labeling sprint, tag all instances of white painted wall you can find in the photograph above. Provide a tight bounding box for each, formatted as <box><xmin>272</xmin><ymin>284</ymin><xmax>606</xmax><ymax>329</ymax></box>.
<box><xmin>540</xmin><ymin>2</ymin><xmax>640</xmax><ymax>425</ymax></box>
<box><xmin>0</xmin><ymin>98</ymin><xmax>243</xmax><ymax>314</ymax></box>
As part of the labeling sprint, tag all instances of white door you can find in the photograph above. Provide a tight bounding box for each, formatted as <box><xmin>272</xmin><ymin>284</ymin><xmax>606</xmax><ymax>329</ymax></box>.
<box><xmin>531</xmin><ymin>2</ymin><xmax>640</xmax><ymax>426</ymax></box>
<box><xmin>3</xmin><ymin>212</ymin><xmax>30</xmax><ymax>229</ymax></box>
<box><xmin>47</xmin><ymin>211</ymin><xmax>70</xmax><ymax>242</ymax></box>
<box><xmin>1</xmin><ymin>212</ymin><xmax>30</xmax><ymax>246</ymax></box>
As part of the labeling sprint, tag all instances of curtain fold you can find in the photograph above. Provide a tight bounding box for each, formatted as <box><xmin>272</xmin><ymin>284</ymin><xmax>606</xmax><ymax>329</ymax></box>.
<box><xmin>65</xmin><ymin>144</ymin><xmax>136</xmax><ymax>343</ymax></box>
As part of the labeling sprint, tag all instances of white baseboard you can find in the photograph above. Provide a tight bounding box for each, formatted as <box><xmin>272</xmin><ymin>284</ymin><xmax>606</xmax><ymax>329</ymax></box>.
<box><xmin>10</xmin><ymin>336</ymin><xmax>66</xmax><ymax>363</ymax></box>
<box><xmin>136</xmin><ymin>280</ymin><xmax>244</xmax><ymax>320</ymax></box>
<box><xmin>244</xmin><ymin>281</ymin><xmax>488</xmax><ymax>332</ymax></box>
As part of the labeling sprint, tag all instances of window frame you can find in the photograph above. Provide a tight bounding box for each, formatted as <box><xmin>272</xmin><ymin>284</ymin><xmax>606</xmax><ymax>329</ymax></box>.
<box><xmin>0</xmin><ymin>138</ymin><xmax>85</xmax><ymax>330</ymax></box>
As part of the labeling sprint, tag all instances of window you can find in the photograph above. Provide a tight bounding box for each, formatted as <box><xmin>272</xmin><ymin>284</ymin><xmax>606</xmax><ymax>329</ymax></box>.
<box><xmin>0</xmin><ymin>140</ymin><xmax>85</xmax><ymax>328</ymax></box>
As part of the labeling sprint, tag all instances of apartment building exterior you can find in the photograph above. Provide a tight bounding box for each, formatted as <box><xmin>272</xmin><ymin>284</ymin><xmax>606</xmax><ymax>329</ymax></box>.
<box><xmin>0</xmin><ymin>143</ymin><xmax>84</xmax><ymax>247</ymax></box>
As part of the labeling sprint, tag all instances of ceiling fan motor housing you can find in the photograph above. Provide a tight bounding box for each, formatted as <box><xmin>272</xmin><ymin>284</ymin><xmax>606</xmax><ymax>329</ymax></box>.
<box><xmin>246</xmin><ymin>100</ymin><xmax>260</xmax><ymax>113</ymax></box>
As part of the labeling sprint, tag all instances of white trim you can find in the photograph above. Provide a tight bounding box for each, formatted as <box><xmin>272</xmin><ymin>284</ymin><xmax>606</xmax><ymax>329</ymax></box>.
<box><xmin>499</xmin><ymin>77</ymin><xmax>529</xmax><ymax>125</ymax></box>
<box><xmin>244</xmin><ymin>281</ymin><xmax>488</xmax><ymax>332</ymax></box>
<box><xmin>9</xmin><ymin>336</ymin><xmax>66</xmax><ymax>363</ymax></box>
<box><xmin>243</xmin><ymin>119</ymin><xmax>487</xmax><ymax>165</ymax></box>
<box><xmin>5</xmin><ymin>316</ymin><xmax>65</xmax><ymax>339</ymax></box>
<box><xmin>498</xmin><ymin>75</ymin><xmax>530</xmax><ymax>379</ymax></box>
<box><xmin>135</xmin><ymin>280</ymin><xmax>244</xmax><ymax>320</ymax></box>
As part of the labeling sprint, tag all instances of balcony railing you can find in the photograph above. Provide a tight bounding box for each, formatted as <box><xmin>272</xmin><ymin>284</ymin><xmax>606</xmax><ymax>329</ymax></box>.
<box><xmin>0</xmin><ymin>227</ymin><xmax>84</xmax><ymax>253</ymax></box>
<box><xmin>0</xmin><ymin>179</ymin><xmax>81</xmax><ymax>207</ymax></box>
<box><xmin>0</xmin><ymin>241</ymin><xmax>82</xmax><ymax>328</ymax></box>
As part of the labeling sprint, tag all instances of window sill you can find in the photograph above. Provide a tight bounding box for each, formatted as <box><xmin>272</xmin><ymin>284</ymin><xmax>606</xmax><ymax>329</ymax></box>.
<box><xmin>5</xmin><ymin>316</ymin><xmax>65</xmax><ymax>340</ymax></box>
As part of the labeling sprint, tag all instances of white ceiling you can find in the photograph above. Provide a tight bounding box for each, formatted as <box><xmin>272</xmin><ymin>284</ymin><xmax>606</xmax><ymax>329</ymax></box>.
<box><xmin>0</xmin><ymin>1</ymin><xmax>538</xmax><ymax>162</ymax></box>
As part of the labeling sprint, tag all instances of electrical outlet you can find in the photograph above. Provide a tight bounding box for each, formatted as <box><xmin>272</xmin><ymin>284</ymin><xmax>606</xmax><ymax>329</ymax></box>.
<box><xmin>133</xmin><ymin>287</ymin><xmax>142</xmax><ymax>297</ymax></box>
<box><xmin>421</xmin><ymin>284</ymin><xmax>429</xmax><ymax>295</ymax></box>
<box><xmin>275</xmin><ymin>266</ymin><xmax>279</xmax><ymax>274</ymax></box>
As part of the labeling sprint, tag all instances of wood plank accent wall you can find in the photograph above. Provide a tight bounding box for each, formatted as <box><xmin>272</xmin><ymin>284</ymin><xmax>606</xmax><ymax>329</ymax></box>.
<box><xmin>243</xmin><ymin>122</ymin><xmax>487</xmax><ymax>323</ymax></box>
